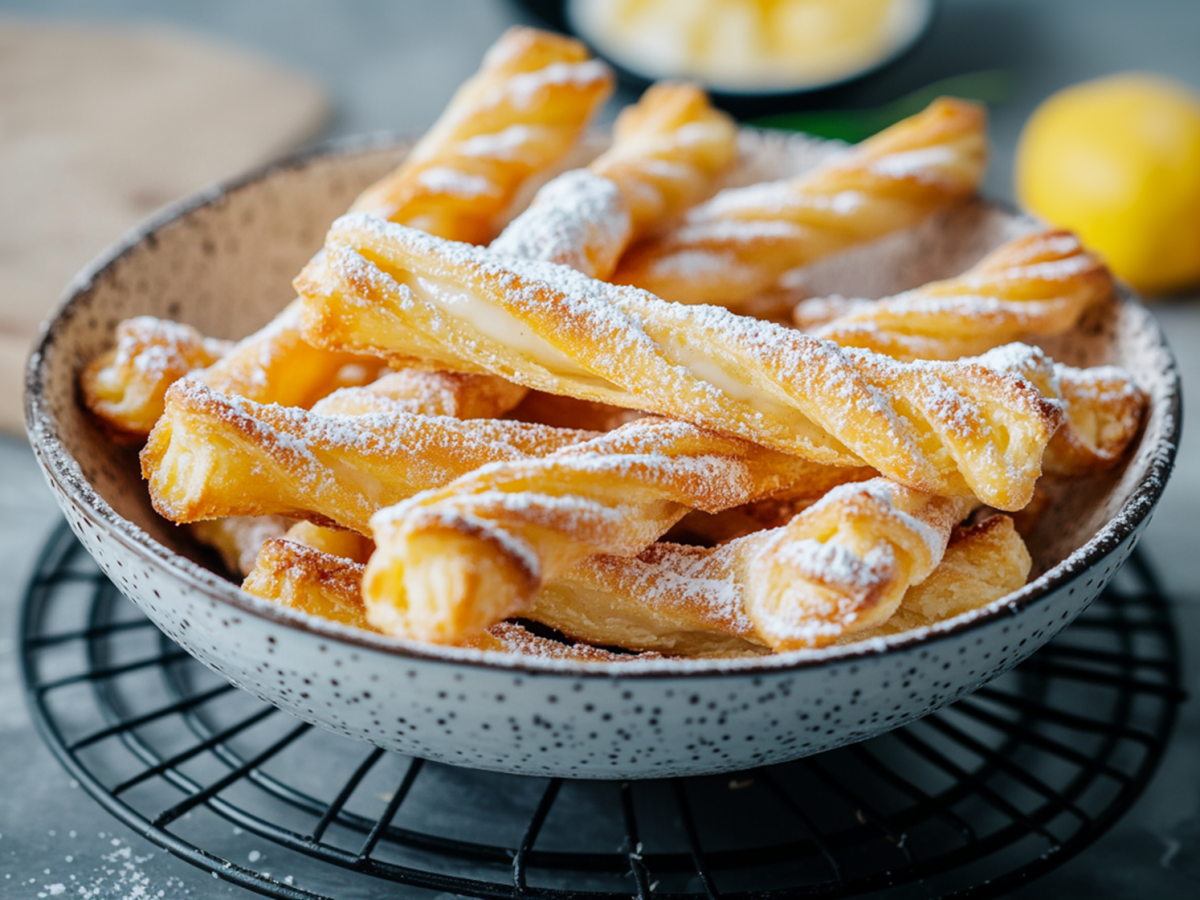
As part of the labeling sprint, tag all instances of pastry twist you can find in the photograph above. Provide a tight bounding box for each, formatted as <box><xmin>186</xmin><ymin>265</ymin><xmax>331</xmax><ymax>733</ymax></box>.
<box><xmin>611</xmin><ymin>97</ymin><xmax>987</xmax><ymax>307</ymax></box>
<box><xmin>490</xmin><ymin>81</ymin><xmax>737</xmax><ymax>277</ymax></box>
<box><xmin>835</xmin><ymin>515</ymin><xmax>1031</xmax><ymax>643</ymax></box>
<box><xmin>297</xmin><ymin>215</ymin><xmax>1064</xmax><ymax>509</ymax></box>
<box><xmin>78</xmin><ymin>317</ymin><xmax>231</xmax><ymax>440</ymax></box>
<box><xmin>955</xmin><ymin>344</ymin><xmax>1147</xmax><ymax>476</ymax></box>
<box><xmin>350</xmin><ymin>26</ymin><xmax>613</xmax><ymax>244</ymax></box>
<box><xmin>746</xmin><ymin>479</ymin><xmax>974</xmax><ymax>650</ymax></box>
<box><xmin>1043</xmin><ymin>363</ymin><xmax>1147</xmax><ymax>476</ymax></box>
<box><xmin>141</xmin><ymin>380</ymin><xmax>597</xmax><ymax>532</ymax></box>
<box><xmin>244</xmin><ymin>540</ymin><xmax>658</xmax><ymax>661</ymax></box>
<box><xmin>809</xmin><ymin>231</ymin><xmax>1115</xmax><ymax>360</ymax></box>
<box><xmin>363</xmin><ymin>416</ymin><xmax>868</xmax><ymax>643</ymax></box>
<box><xmin>242</xmin><ymin>503</ymin><xmax>1027</xmax><ymax>658</ymax></box>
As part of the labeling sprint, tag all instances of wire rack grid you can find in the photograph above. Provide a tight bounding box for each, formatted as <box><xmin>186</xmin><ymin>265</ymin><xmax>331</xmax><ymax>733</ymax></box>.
<box><xmin>19</xmin><ymin>522</ymin><xmax>1185</xmax><ymax>899</ymax></box>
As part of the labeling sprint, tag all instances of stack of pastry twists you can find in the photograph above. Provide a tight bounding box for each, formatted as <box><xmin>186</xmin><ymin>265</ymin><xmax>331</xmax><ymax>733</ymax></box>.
<box><xmin>297</xmin><ymin>215</ymin><xmax>1063</xmax><ymax>509</ymax></box>
<box><xmin>245</xmin><ymin>479</ymin><xmax>1029</xmax><ymax>655</ymax></box>
<box><xmin>364</xmin><ymin>417</ymin><xmax>869</xmax><ymax>642</ymax></box>
<box><xmin>807</xmin><ymin>231</ymin><xmax>1115</xmax><ymax>361</ymax></box>
<box><xmin>81</xmin><ymin>26</ymin><xmax>1151</xmax><ymax>663</ymax></box>
<box><xmin>611</xmin><ymin>97</ymin><xmax>988</xmax><ymax>308</ymax></box>
<box><xmin>140</xmin><ymin>74</ymin><xmax>738</xmax><ymax>540</ymax></box>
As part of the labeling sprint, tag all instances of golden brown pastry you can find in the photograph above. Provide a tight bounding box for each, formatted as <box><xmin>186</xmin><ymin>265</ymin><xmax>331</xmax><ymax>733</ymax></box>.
<box><xmin>243</xmin><ymin>538</ymin><xmax>375</xmax><ymax>630</ymax></box>
<box><xmin>611</xmin><ymin>98</ymin><xmax>987</xmax><ymax>307</ymax></box>
<box><xmin>363</xmin><ymin>416</ymin><xmax>870</xmax><ymax>643</ymax></box>
<box><xmin>141</xmin><ymin>380</ymin><xmax>598</xmax><ymax>532</ymax></box>
<box><xmin>78</xmin><ymin>317</ymin><xmax>231</xmax><ymax>440</ymax></box>
<box><xmin>458</xmin><ymin>621</ymin><xmax>662</xmax><ymax>660</ymax></box>
<box><xmin>490</xmin><ymin>81</ymin><xmax>737</xmax><ymax>278</ymax></box>
<box><xmin>241</xmin><ymin>506</ymin><xmax>1027</xmax><ymax>659</ymax></box>
<box><xmin>746</xmin><ymin>479</ymin><xmax>974</xmax><ymax>650</ymax></box>
<box><xmin>350</xmin><ymin>26</ymin><xmax>614</xmax><ymax>244</ymax></box>
<box><xmin>243</xmin><ymin>539</ymin><xmax>658</xmax><ymax>661</ymax></box>
<box><xmin>809</xmin><ymin>231</ymin><xmax>1115</xmax><ymax>360</ymax></box>
<box><xmin>1043</xmin><ymin>363</ymin><xmax>1147</xmax><ymax>475</ymax></box>
<box><xmin>838</xmin><ymin>514</ymin><xmax>1031</xmax><ymax>641</ymax></box>
<box><xmin>297</xmin><ymin>214</ymin><xmax>1064</xmax><ymax>509</ymax></box>
<box><xmin>280</xmin><ymin>520</ymin><xmax>375</xmax><ymax>564</ymax></box>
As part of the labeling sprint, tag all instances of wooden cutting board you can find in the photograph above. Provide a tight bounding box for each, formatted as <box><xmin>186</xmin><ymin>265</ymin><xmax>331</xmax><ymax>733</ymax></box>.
<box><xmin>0</xmin><ymin>19</ymin><xmax>329</xmax><ymax>433</ymax></box>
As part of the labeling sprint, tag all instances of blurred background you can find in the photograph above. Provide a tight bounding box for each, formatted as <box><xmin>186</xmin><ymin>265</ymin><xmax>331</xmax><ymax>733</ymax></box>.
<box><xmin>2</xmin><ymin>1</ymin><xmax>1199</xmax><ymax>897</ymax></box>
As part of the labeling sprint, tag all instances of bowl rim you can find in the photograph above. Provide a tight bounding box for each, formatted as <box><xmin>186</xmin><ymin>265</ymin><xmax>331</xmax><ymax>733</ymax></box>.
<box><xmin>560</xmin><ymin>0</ymin><xmax>938</xmax><ymax>98</ymax></box>
<box><xmin>24</xmin><ymin>132</ymin><xmax>1182</xmax><ymax>680</ymax></box>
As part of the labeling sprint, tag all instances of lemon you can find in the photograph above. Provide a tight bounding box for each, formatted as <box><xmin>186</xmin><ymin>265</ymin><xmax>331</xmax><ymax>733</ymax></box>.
<box><xmin>1015</xmin><ymin>73</ymin><xmax>1200</xmax><ymax>296</ymax></box>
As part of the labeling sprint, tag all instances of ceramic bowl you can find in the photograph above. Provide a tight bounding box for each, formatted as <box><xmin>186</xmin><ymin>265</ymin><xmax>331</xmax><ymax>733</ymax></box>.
<box><xmin>25</xmin><ymin>130</ymin><xmax>1180</xmax><ymax>779</ymax></box>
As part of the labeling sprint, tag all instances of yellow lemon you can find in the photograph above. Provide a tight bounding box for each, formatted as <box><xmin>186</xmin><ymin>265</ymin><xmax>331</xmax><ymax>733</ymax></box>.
<box><xmin>1015</xmin><ymin>73</ymin><xmax>1200</xmax><ymax>296</ymax></box>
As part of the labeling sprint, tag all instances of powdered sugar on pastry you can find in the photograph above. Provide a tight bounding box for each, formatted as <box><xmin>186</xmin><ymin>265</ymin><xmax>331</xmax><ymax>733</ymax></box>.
<box><xmin>300</xmin><ymin>214</ymin><xmax>1065</xmax><ymax>510</ymax></box>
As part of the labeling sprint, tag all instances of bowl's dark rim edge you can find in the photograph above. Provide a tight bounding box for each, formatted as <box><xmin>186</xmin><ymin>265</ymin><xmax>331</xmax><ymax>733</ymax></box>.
<box><xmin>24</xmin><ymin>132</ymin><xmax>1183</xmax><ymax>681</ymax></box>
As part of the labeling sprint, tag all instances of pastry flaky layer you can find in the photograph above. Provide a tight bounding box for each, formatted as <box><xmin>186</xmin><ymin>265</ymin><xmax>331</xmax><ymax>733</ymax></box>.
<box><xmin>610</xmin><ymin>97</ymin><xmax>988</xmax><ymax>308</ymax></box>
<box><xmin>363</xmin><ymin>416</ymin><xmax>872</xmax><ymax>643</ymax></box>
<box><xmin>242</xmin><ymin>488</ymin><xmax>1029</xmax><ymax>657</ymax></box>
<box><xmin>297</xmin><ymin>214</ymin><xmax>1065</xmax><ymax>510</ymax></box>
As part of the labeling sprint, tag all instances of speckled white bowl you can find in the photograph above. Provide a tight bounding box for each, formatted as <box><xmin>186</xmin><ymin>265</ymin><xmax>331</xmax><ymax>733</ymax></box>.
<box><xmin>25</xmin><ymin>130</ymin><xmax>1180</xmax><ymax>779</ymax></box>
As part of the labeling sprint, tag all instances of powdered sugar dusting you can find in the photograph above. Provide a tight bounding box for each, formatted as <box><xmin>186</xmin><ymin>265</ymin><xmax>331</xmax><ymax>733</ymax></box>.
<box><xmin>416</xmin><ymin>167</ymin><xmax>498</xmax><ymax>198</ymax></box>
<box><xmin>489</xmin><ymin>169</ymin><xmax>630</xmax><ymax>277</ymax></box>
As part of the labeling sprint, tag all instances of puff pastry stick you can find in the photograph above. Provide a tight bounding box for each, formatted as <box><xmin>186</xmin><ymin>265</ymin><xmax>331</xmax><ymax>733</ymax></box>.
<box><xmin>141</xmin><ymin>380</ymin><xmax>598</xmax><ymax>533</ymax></box>
<box><xmin>746</xmin><ymin>478</ymin><xmax>974</xmax><ymax>650</ymax></box>
<box><xmin>491</xmin><ymin>82</ymin><xmax>737</xmax><ymax>278</ymax></box>
<box><xmin>79</xmin><ymin>317</ymin><xmax>232</xmax><ymax>440</ymax></box>
<box><xmin>957</xmin><ymin>344</ymin><xmax>1147</xmax><ymax>476</ymax></box>
<box><xmin>610</xmin><ymin>98</ymin><xmax>987</xmax><ymax>307</ymax></box>
<box><xmin>244</xmin><ymin>509</ymin><xmax>1024</xmax><ymax>659</ymax></box>
<box><xmin>363</xmin><ymin>417</ymin><xmax>870</xmax><ymax>643</ymax></box>
<box><xmin>350</xmin><ymin>26</ymin><xmax>613</xmax><ymax>244</ymax></box>
<box><xmin>298</xmin><ymin>215</ymin><xmax>1063</xmax><ymax>509</ymax></box>
<box><xmin>535</xmin><ymin>508</ymin><xmax>1023</xmax><ymax>656</ymax></box>
<box><xmin>243</xmin><ymin>540</ymin><xmax>657</xmax><ymax>661</ymax></box>
<box><xmin>810</xmin><ymin>231</ymin><xmax>1115</xmax><ymax>360</ymax></box>
<box><xmin>835</xmin><ymin>515</ymin><xmax>1031</xmax><ymax>643</ymax></box>
<box><xmin>1043</xmin><ymin>363</ymin><xmax>1147</xmax><ymax>476</ymax></box>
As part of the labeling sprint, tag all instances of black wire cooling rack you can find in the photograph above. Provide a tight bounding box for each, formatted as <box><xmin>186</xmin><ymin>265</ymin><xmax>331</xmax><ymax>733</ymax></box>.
<box><xmin>19</xmin><ymin>522</ymin><xmax>1185</xmax><ymax>899</ymax></box>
